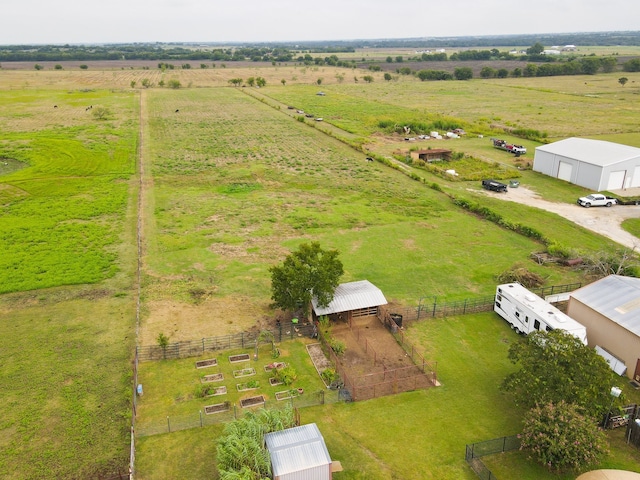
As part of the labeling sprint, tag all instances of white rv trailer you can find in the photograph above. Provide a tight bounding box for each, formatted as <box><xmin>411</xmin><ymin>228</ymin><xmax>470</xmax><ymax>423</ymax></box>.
<box><xmin>494</xmin><ymin>283</ymin><xmax>587</xmax><ymax>344</ymax></box>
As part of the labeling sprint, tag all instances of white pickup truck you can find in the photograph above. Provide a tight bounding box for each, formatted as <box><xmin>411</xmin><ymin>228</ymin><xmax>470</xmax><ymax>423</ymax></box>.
<box><xmin>577</xmin><ymin>193</ymin><xmax>617</xmax><ymax>208</ymax></box>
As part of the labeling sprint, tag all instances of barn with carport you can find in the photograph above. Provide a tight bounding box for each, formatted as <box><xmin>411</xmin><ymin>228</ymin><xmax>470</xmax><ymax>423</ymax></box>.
<box><xmin>311</xmin><ymin>280</ymin><xmax>388</xmax><ymax>326</ymax></box>
<box><xmin>533</xmin><ymin>138</ymin><xmax>640</xmax><ymax>191</ymax></box>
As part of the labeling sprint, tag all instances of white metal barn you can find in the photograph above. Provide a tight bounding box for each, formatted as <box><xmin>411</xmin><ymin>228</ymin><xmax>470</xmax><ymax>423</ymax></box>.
<box><xmin>533</xmin><ymin>138</ymin><xmax>640</xmax><ymax>191</ymax></box>
<box><xmin>264</xmin><ymin>423</ymin><xmax>334</xmax><ymax>480</ymax></box>
<box><xmin>311</xmin><ymin>280</ymin><xmax>388</xmax><ymax>323</ymax></box>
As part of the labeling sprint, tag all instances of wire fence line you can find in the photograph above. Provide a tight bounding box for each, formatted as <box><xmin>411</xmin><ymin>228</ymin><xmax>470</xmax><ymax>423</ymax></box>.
<box><xmin>135</xmin><ymin>389</ymin><xmax>342</xmax><ymax>437</ymax></box>
<box><xmin>136</xmin><ymin>324</ymin><xmax>315</xmax><ymax>362</ymax></box>
<box><xmin>387</xmin><ymin>282</ymin><xmax>582</xmax><ymax>328</ymax></box>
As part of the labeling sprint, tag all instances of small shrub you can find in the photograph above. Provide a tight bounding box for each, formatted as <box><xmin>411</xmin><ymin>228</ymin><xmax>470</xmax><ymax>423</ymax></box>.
<box><xmin>275</xmin><ymin>366</ymin><xmax>297</xmax><ymax>385</ymax></box>
<box><xmin>330</xmin><ymin>339</ymin><xmax>345</xmax><ymax>356</ymax></box>
<box><xmin>321</xmin><ymin>368</ymin><xmax>337</xmax><ymax>384</ymax></box>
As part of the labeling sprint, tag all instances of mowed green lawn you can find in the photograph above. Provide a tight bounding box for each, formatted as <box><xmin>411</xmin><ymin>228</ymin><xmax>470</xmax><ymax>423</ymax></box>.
<box><xmin>0</xmin><ymin>88</ymin><xmax>138</xmax><ymax>479</ymax></box>
<box><xmin>136</xmin><ymin>312</ymin><xmax>640</xmax><ymax>480</ymax></box>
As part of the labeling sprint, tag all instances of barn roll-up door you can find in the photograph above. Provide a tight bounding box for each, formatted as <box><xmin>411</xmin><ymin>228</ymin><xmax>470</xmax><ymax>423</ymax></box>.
<box><xmin>631</xmin><ymin>166</ymin><xmax>640</xmax><ymax>188</ymax></box>
<box><xmin>557</xmin><ymin>161</ymin><xmax>572</xmax><ymax>181</ymax></box>
<box><xmin>607</xmin><ymin>170</ymin><xmax>626</xmax><ymax>190</ymax></box>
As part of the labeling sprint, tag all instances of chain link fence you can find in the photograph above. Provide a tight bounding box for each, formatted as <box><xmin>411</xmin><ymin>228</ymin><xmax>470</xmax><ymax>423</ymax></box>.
<box><xmin>465</xmin><ymin>435</ymin><xmax>521</xmax><ymax>480</ymax></box>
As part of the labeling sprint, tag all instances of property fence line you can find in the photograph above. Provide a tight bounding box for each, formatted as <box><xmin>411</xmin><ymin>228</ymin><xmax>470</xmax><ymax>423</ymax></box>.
<box><xmin>384</xmin><ymin>282</ymin><xmax>583</xmax><ymax>328</ymax></box>
<box><xmin>136</xmin><ymin>324</ymin><xmax>315</xmax><ymax>362</ymax></box>
<box><xmin>465</xmin><ymin>435</ymin><xmax>521</xmax><ymax>480</ymax></box>
<box><xmin>135</xmin><ymin>389</ymin><xmax>342</xmax><ymax>437</ymax></box>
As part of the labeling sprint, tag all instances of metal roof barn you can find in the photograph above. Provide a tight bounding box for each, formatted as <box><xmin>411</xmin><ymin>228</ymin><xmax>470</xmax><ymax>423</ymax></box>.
<box><xmin>311</xmin><ymin>280</ymin><xmax>387</xmax><ymax>316</ymax></box>
<box><xmin>533</xmin><ymin>138</ymin><xmax>640</xmax><ymax>191</ymax></box>
<box><xmin>264</xmin><ymin>423</ymin><xmax>333</xmax><ymax>480</ymax></box>
<box><xmin>570</xmin><ymin>275</ymin><xmax>640</xmax><ymax>337</ymax></box>
<box><xmin>567</xmin><ymin>275</ymin><xmax>640</xmax><ymax>379</ymax></box>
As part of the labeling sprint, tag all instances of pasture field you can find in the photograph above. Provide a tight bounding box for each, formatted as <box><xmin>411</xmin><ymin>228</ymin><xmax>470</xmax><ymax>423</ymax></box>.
<box><xmin>1</xmin><ymin>65</ymin><xmax>640</xmax><ymax>479</ymax></box>
<box><xmin>260</xmin><ymin>71</ymin><xmax>640</xmax><ymax>141</ymax></box>
<box><xmin>0</xmin><ymin>86</ymin><xmax>139</xmax><ymax>478</ymax></box>
<box><xmin>137</xmin><ymin>85</ymin><xmax>603</xmax><ymax>344</ymax></box>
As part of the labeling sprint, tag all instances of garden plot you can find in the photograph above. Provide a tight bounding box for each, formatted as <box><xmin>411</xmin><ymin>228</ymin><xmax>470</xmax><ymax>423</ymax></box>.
<box><xmin>204</xmin><ymin>402</ymin><xmax>231</xmax><ymax>415</ymax></box>
<box><xmin>233</xmin><ymin>367</ymin><xmax>256</xmax><ymax>378</ymax></box>
<box><xmin>228</xmin><ymin>353</ymin><xmax>251</xmax><ymax>363</ymax></box>
<box><xmin>240</xmin><ymin>395</ymin><xmax>265</xmax><ymax>408</ymax></box>
<box><xmin>201</xmin><ymin>373</ymin><xmax>224</xmax><ymax>383</ymax></box>
<box><xmin>195</xmin><ymin>358</ymin><xmax>218</xmax><ymax>368</ymax></box>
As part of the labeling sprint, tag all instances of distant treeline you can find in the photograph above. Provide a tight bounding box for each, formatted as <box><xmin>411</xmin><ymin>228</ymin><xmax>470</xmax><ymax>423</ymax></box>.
<box><xmin>0</xmin><ymin>45</ymin><xmax>297</xmax><ymax>62</ymax></box>
<box><xmin>287</xmin><ymin>31</ymin><xmax>640</xmax><ymax>49</ymax></box>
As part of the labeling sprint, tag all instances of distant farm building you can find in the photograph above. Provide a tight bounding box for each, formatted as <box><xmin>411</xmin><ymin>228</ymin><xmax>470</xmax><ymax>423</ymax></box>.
<box><xmin>533</xmin><ymin>138</ymin><xmax>640</xmax><ymax>191</ymax></box>
<box><xmin>567</xmin><ymin>275</ymin><xmax>640</xmax><ymax>379</ymax></box>
<box><xmin>264</xmin><ymin>423</ymin><xmax>341</xmax><ymax>480</ymax></box>
<box><xmin>410</xmin><ymin>149</ymin><xmax>452</xmax><ymax>163</ymax></box>
<box><xmin>312</xmin><ymin>280</ymin><xmax>387</xmax><ymax>323</ymax></box>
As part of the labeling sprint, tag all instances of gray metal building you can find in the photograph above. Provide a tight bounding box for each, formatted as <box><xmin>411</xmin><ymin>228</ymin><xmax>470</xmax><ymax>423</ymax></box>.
<box><xmin>264</xmin><ymin>423</ymin><xmax>334</xmax><ymax>480</ymax></box>
<box><xmin>567</xmin><ymin>275</ymin><xmax>640</xmax><ymax>380</ymax></box>
<box><xmin>533</xmin><ymin>138</ymin><xmax>640</xmax><ymax>191</ymax></box>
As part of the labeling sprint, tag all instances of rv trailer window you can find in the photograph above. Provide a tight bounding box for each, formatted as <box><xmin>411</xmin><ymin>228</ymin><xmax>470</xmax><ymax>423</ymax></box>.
<box><xmin>515</xmin><ymin>311</ymin><xmax>520</xmax><ymax>318</ymax></box>
<box><xmin>525</xmin><ymin>316</ymin><xmax>529</xmax><ymax>323</ymax></box>
<box><xmin>495</xmin><ymin>302</ymin><xmax>501</xmax><ymax>309</ymax></box>
<box><xmin>534</xmin><ymin>319</ymin><xmax>541</xmax><ymax>330</ymax></box>
<box><xmin>546</xmin><ymin>326</ymin><xmax>553</xmax><ymax>332</ymax></box>
<box><xmin>497</xmin><ymin>294</ymin><xmax>502</xmax><ymax>301</ymax></box>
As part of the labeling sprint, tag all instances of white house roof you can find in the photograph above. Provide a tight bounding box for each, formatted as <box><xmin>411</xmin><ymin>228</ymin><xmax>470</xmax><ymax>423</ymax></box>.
<box><xmin>264</xmin><ymin>423</ymin><xmax>331</xmax><ymax>476</ymax></box>
<box><xmin>312</xmin><ymin>280</ymin><xmax>387</xmax><ymax>316</ymax></box>
<box><xmin>570</xmin><ymin>275</ymin><xmax>640</xmax><ymax>337</ymax></box>
<box><xmin>535</xmin><ymin>138</ymin><xmax>640</xmax><ymax>167</ymax></box>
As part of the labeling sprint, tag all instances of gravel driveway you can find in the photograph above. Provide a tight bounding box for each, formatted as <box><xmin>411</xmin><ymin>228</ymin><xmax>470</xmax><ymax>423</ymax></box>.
<box><xmin>480</xmin><ymin>186</ymin><xmax>640</xmax><ymax>250</ymax></box>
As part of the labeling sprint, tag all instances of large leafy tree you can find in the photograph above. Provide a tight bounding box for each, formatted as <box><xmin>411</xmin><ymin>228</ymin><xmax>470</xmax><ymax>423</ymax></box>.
<box><xmin>520</xmin><ymin>401</ymin><xmax>609</xmax><ymax>473</ymax></box>
<box><xmin>502</xmin><ymin>330</ymin><xmax>617</xmax><ymax>419</ymax></box>
<box><xmin>270</xmin><ymin>242</ymin><xmax>343</xmax><ymax>315</ymax></box>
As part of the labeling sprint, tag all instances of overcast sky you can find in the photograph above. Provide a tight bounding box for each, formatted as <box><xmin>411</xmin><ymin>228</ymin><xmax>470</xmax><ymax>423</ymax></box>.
<box><xmin>2</xmin><ymin>0</ymin><xmax>639</xmax><ymax>45</ymax></box>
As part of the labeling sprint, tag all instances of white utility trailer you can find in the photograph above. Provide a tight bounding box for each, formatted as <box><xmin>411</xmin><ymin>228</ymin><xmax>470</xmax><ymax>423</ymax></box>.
<box><xmin>495</xmin><ymin>283</ymin><xmax>587</xmax><ymax>344</ymax></box>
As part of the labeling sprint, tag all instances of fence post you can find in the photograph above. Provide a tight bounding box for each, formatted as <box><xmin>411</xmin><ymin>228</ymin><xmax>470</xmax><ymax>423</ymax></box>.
<box><xmin>463</xmin><ymin>299</ymin><xmax>467</xmax><ymax>314</ymax></box>
<box><xmin>202</xmin><ymin>338</ymin><xmax>205</xmax><ymax>353</ymax></box>
<box><xmin>200</xmin><ymin>410</ymin><xmax>203</xmax><ymax>427</ymax></box>
<box><xmin>432</xmin><ymin>297</ymin><xmax>437</xmax><ymax>318</ymax></box>
<box><xmin>167</xmin><ymin>416</ymin><xmax>170</xmax><ymax>433</ymax></box>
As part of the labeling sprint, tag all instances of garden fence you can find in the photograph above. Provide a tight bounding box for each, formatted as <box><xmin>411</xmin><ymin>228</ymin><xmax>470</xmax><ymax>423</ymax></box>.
<box><xmin>465</xmin><ymin>435</ymin><xmax>521</xmax><ymax>480</ymax></box>
<box><xmin>135</xmin><ymin>389</ymin><xmax>341</xmax><ymax>437</ymax></box>
<box><xmin>136</xmin><ymin>324</ymin><xmax>315</xmax><ymax>362</ymax></box>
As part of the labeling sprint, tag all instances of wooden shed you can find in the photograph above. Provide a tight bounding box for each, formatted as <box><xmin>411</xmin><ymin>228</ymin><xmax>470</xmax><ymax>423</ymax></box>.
<box><xmin>410</xmin><ymin>149</ymin><xmax>452</xmax><ymax>162</ymax></box>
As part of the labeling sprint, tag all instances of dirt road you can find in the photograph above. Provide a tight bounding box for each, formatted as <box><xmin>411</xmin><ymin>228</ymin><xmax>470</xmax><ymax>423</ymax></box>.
<box><xmin>480</xmin><ymin>186</ymin><xmax>640</xmax><ymax>250</ymax></box>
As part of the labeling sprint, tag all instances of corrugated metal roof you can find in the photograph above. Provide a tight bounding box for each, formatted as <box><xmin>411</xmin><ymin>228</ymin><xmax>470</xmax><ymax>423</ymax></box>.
<box><xmin>265</xmin><ymin>423</ymin><xmax>331</xmax><ymax>476</ymax></box>
<box><xmin>535</xmin><ymin>138</ymin><xmax>640</xmax><ymax>167</ymax></box>
<box><xmin>570</xmin><ymin>275</ymin><xmax>640</xmax><ymax>337</ymax></box>
<box><xmin>311</xmin><ymin>280</ymin><xmax>387</xmax><ymax>316</ymax></box>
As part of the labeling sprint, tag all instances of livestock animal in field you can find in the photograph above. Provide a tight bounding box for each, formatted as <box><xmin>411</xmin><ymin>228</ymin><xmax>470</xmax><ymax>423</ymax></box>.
<box><xmin>175</xmin><ymin>109</ymin><xmax>179</xmax><ymax>113</ymax></box>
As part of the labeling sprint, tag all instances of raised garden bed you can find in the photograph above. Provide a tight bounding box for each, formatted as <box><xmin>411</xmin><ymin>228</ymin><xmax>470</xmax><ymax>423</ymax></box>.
<box><xmin>233</xmin><ymin>367</ymin><xmax>256</xmax><ymax>378</ymax></box>
<box><xmin>240</xmin><ymin>395</ymin><xmax>265</xmax><ymax>408</ymax></box>
<box><xmin>201</xmin><ymin>373</ymin><xmax>224</xmax><ymax>383</ymax></box>
<box><xmin>237</xmin><ymin>381</ymin><xmax>260</xmax><ymax>392</ymax></box>
<box><xmin>275</xmin><ymin>388</ymin><xmax>304</xmax><ymax>401</ymax></box>
<box><xmin>202</xmin><ymin>385</ymin><xmax>227</xmax><ymax>397</ymax></box>
<box><xmin>269</xmin><ymin>377</ymin><xmax>284</xmax><ymax>387</ymax></box>
<box><xmin>228</xmin><ymin>353</ymin><xmax>251</xmax><ymax>363</ymax></box>
<box><xmin>195</xmin><ymin>358</ymin><xmax>218</xmax><ymax>369</ymax></box>
<box><xmin>263</xmin><ymin>362</ymin><xmax>287</xmax><ymax>372</ymax></box>
<box><xmin>205</xmin><ymin>402</ymin><xmax>231</xmax><ymax>415</ymax></box>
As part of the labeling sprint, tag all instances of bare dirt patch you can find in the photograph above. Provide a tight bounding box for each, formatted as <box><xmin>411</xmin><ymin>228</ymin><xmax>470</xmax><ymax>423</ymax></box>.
<box><xmin>139</xmin><ymin>296</ymin><xmax>271</xmax><ymax>345</ymax></box>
